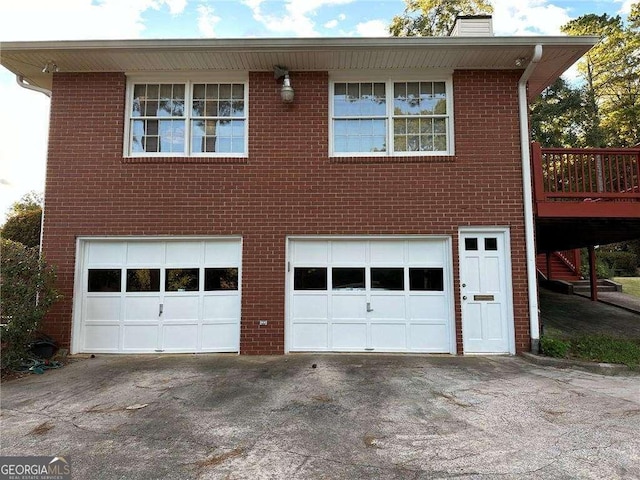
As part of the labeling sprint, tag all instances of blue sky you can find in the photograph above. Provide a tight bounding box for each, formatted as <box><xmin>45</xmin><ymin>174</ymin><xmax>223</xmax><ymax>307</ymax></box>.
<box><xmin>0</xmin><ymin>0</ymin><xmax>635</xmax><ymax>220</ymax></box>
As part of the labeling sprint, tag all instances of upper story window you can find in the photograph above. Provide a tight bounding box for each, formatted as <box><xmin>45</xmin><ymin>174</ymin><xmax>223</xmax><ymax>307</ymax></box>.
<box><xmin>330</xmin><ymin>77</ymin><xmax>454</xmax><ymax>156</ymax></box>
<box><xmin>125</xmin><ymin>77</ymin><xmax>247</xmax><ymax>157</ymax></box>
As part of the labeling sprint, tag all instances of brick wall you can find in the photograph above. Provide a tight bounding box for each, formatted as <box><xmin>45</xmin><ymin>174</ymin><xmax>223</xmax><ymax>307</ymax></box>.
<box><xmin>41</xmin><ymin>69</ymin><xmax>530</xmax><ymax>354</ymax></box>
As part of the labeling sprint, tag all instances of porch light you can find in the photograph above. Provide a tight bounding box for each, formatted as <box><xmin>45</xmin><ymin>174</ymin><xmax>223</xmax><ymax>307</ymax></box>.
<box><xmin>42</xmin><ymin>61</ymin><xmax>59</xmax><ymax>73</ymax></box>
<box><xmin>274</xmin><ymin>65</ymin><xmax>294</xmax><ymax>103</ymax></box>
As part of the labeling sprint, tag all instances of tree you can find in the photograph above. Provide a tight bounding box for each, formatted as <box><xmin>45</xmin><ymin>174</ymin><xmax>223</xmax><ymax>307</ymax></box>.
<box><xmin>530</xmin><ymin>78</ymin><xmax>587</xmax><ymax>147</ymax></box>
<box><xmin>561</xmin><ymin>6</ymin><xmax>640</xmax><ymax>147</ymax></box>
<box><xmin>389</xmin><ymin>0</ymin><xmax>493</xmax><ymax>37</ymax></box>
<box><xmin>1</xmin><ymin>191</ymin><xmax>43</xmax><ymax>248</ymax></box>
<box><xmin>1</xmin><ymin>209</ymin><xmax>42</xmax><ymax>248</ymax></box>
<box><xmin>7</xmin><ymin>191</ymin><xmax>43</xmax><ymax>216</ymax></box>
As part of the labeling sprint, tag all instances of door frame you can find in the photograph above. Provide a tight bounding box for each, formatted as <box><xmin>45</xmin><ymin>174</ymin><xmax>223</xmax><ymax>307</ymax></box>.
<box><xmin>71</xmin><ymin>236</ymin><xmax>243</xmax><ymax>354</ymax></box>
<box><xmin>458</xmin><ymin>227</ymin><xmax>516</xmax><ymax>355</ymax></box>
<box><xmin>284</xmin><ymin>235</ymin><xmax>456</xmax><ymax>354</ymax></box>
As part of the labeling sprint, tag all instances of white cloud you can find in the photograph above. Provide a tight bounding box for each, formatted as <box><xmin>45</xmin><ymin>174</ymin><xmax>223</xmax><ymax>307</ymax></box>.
<box><xmin>165</xmin><ymin>0</ymin><xmax>188</xmax><ymax>15</ymax></box>
<box><xmin>324</xmin><ymin>12</ymin><xmax>347</xmax><ymax>29</ymax></box>
<box><xmin>242</xmin><ymin>0</ymin><xmax>353</xmax><ymax>36</ymax></box>
<box><xmin>492</xmin><ymin>0</ymin><xmax>571</xmax><ymax>36</ymax></box>
<box><xmin>0</xmin><ymin>0</ymin><xmax>186</xmax><ymax>41</ymax></box>
<box><xmin>197</xmin><ymin>4</ymin><xmax>221</xmax><ymax>37</ymax></box>
<box><xmin>617</xmin><ymin>0</ymin><xmax>635</xmax><ymax>14</ymax></box>
<box><xmin>355</xmin><ymin>19</ymin><xmax>388</xmax><ymax>37</ymax></box>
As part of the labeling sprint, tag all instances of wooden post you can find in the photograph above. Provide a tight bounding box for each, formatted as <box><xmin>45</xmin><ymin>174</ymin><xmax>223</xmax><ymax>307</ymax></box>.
<box><xmin>588</xmin><ymin>246</ymin><xmax>598</xmax><ymax>301</ymax></box>
<box><xmin>546</xmin><ymin>252</ymin><xmax>552</xmax><ymax>280</ymax></box>
<box><xmin>573</xmin><ymin>248</ymin><xmax>581</xmax><ymax>278</ymax></box>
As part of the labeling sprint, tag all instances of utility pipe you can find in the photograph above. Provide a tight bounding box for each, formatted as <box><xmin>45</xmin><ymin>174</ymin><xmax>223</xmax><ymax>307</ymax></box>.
<box><xmin>518</xmin><ymin>44</ymin><xmax>543</xmax><ymax>353</ymax></box>
<box><xmin>16</xmin><ymin>75</ymin><xmax>51</xmax><ymax>97</ymax></box>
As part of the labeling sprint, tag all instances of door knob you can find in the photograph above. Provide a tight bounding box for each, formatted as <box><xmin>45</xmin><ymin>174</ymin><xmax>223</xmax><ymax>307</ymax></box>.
<box><xmin>462</xmin><ymin>283</ymin><xmax>466</xmax><ymax>287</ymax></box>
<box><xmin>462</xmin><ymin>296</ymin><xmax>467</xmax><ymax>300</ymax></box>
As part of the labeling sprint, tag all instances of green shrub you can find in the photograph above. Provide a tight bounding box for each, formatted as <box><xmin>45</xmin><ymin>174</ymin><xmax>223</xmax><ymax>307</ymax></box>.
<box><xmin>540</xmin><ymin>336</ymin><xmax>570</xmax><ymax>358</ymax></box>
<box><xmin>579</xmin><ymin>248</ymin><xmax>614</xmax><ymax>279</ymax></box>
<box><xmin>0</xmin><ymin>239</ymin><xmax>61</xmax><ymax>372</ymax></box>
<box><xmin>598</xmin><ymin>251</ymin><xmax>639</xmax><ymax>277</ymax></box>
<box><xmin>1</xmin><ymin>208</ymin><xmax>42</xmax><ymax>248</ymax></box>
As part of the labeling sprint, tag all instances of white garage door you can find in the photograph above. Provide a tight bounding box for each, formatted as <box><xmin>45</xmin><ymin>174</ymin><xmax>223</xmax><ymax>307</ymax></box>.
<box><xmin>287</xmin><ymin>238</ymin><xmax>454</xmax><ymax>353</ymax></box>
<box><xmin>74</xmin><ymin>238</ymin><xmax>241</xmax><ymax>353</ymax></box>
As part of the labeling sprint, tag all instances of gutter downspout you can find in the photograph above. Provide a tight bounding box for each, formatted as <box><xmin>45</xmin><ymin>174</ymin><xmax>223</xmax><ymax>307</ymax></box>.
<box><xmin>16</xmin><ymin>75</ymin><xmax>51</xmax><ymax>257</ymax></box>
<box><xmin>518</xmin><ymin>44</ymin><xmax>543</xmax><ymax>354</ymax></box>
<box><xmin>16</xmin><ymin>75</ymin><xmax>51</xmax><ymax>98</ymax></box>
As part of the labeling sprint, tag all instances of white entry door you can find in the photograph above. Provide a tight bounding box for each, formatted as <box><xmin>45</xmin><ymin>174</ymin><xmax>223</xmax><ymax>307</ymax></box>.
<box><xmin>288</xmin><ymin>238</ymin><xmax>455</xmax><ymax>353</ymax></box>
<box><xmin>459</xmin><ymin>229</ymin><xmax>514</xmax><ymax>354</ymax></box>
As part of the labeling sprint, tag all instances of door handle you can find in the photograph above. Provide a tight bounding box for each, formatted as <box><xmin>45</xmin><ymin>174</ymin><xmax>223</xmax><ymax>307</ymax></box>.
<box><xmin>462</xmin><ymin>296</ymin><xmax>467</xmax><ymax>300</ymax></box>
<box><xmin>159</xmin><ymin>303</ymin><xmax>163</xmax><ymax>316</ymax></box>
<box><xmin>366</xmin><ymin>302</ymin><xmax>374</xmax><ymax>312</ymax></box>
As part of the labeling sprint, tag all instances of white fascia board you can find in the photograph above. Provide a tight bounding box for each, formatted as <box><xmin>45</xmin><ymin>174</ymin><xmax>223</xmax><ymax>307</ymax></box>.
<box><xmin>0</xmin><ymin>36</ymin><xmax>599</xmax><ymax>52</ymax></box>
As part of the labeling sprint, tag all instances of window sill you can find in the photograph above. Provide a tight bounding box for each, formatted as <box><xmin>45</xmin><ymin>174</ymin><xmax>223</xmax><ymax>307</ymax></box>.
<box><xmin>330</xmin><ymin>155</ymin><xmax>456</xmax><ymax>164</ymax></box>
<box><xmin>123</xmin><ymin>156</ymin><xmax>248</xmax><ymax>165</ymax></box>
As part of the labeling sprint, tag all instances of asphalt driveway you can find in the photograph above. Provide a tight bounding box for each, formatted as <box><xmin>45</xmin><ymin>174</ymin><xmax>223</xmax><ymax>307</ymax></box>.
<box><xmin>1</xmin><ymin>354</ymin><xmax>639</xmax><ymax>479</ymax></box>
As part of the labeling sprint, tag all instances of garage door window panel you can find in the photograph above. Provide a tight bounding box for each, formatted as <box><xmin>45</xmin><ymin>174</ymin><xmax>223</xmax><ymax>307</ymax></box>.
<box><xmin>332</xmin><ymin>268</ymin><xmax>365</xmax><ymax>290</ymax></box>
<box><xmin>294</xmin><ymin>268</ymin><xmax>327</xmax><ymax>291</ymax></box>
<box><xmin>371</xmin><ymin>268</ymin><xmax>404</xmax><ymax>291</ymax></box>
<box><xmin>165</xmin><ymin>268</ymin><xmax>199</xmax><ymax>292</ymax></box>
<box><xmin>126</xmin><ymin>269</ymin><xmax>161</xmax><ymax>292</ymax></box>
<box><xmin>88</xmin><ymin>269</ymin><xmax>122</xmax><ymax>292</ymax></box>
<box><xmin>204</xmin><ymin>268</ymin><xmax>239</xmax><ymax>291</ymax></box>
<box><xmin>409</xmin><ymin>268</ymin><xmax>444</xmax><ymax>291</ymax></box>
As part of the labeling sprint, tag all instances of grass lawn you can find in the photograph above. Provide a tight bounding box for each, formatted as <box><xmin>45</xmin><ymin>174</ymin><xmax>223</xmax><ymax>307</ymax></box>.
<box><xmin>541</xmin><ymin>334</ymin><xmax>640</xmax><ymax>369</ymax></box>
<box><xmin>613</xmin><ymin>277</ymin><xmax>640</xmax><ymax>298</ymax></box>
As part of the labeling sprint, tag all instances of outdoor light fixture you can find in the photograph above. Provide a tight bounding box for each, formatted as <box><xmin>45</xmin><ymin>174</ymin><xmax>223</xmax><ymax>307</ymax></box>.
<box><xmin>515</xmin><ymin>57</ymin><xmax>526</xmax><ymax>68</ymax></box>
<box><xmin>274</xmin><ymin>65</ymin><xmax>294</xmax><ymax>103</ymax></box>
<box><xmin>42</xmin><ymin>61</ymin><xmax>59</xmax><ymax>73</ymax></box>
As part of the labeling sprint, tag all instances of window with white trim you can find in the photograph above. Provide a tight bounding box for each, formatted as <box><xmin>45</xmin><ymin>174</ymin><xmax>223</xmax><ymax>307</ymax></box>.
<box><xmin>330</xmin><ymin>79</ymin><xmax>453</xmax><ymax>156</ymax></box>
<box><xmin>126</xmin><ymin>80</ymin><xmax>247</xmax><ymax>157</ymax></box>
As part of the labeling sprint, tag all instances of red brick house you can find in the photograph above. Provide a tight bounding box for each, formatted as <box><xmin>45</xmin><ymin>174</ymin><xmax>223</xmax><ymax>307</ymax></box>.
<box><xmin>0</xmin><ymin>20</ymin><xmax>597</xmax><ymax>355</ymax></box>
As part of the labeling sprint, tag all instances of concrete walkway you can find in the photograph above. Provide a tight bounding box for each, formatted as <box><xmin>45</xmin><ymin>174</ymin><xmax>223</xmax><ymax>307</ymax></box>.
<box><xmin>595</xmin><ymin>291</ymin><xmax>640</xmax><ymax>314</ymax></box>
<box><xmin>540</xmin><ymin>288</ymin><xmax>640</xmax><ymax>338</ymax></box>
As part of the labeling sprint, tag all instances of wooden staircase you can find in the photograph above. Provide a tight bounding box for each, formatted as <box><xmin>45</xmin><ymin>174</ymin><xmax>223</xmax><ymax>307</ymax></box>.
<box><xmin>536</xmin><ymin>250</ymin><xmax>581</xmax><ymax>281</ymax></box>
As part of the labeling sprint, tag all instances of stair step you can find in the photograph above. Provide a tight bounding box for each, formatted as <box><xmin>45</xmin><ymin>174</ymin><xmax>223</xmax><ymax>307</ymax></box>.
<box><xmin>573</xmin><ymin>285</ymin><xmax>619</xmax><ymax>293</ymax></box>
<box><xmin>571</xmin><ymin>279</ymin><xmax>621</xmax><ymax>293</ymax></box>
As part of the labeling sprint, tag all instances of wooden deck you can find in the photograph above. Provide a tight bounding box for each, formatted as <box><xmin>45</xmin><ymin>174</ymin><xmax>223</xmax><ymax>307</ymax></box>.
<box><xmin>531</xmin><ymin>142</ymin><xmax>640</xmax><ymax>252</ymax></box>
<box><xmin>531</xmin><ymin>142</ymin><xmax>640</xmax><ymax>218</ymax></box>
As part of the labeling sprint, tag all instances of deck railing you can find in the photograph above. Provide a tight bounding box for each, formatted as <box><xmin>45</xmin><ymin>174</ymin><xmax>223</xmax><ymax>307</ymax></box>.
<box><xmin>555</xmin><ymin>249</ymin><xmax>581</xmax><ymax>276</ymax></box>
<box><xmin>532</xmin><ymin>142</ymin><xmax>640</xmax><ymax>203</ymax></box>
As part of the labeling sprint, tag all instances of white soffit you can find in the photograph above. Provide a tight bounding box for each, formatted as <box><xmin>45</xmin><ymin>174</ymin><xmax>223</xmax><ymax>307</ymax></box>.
<box><xmin>0</xmin><ymin>37</ymin><xmax>597</xmax><ymax>100</ymax></box>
